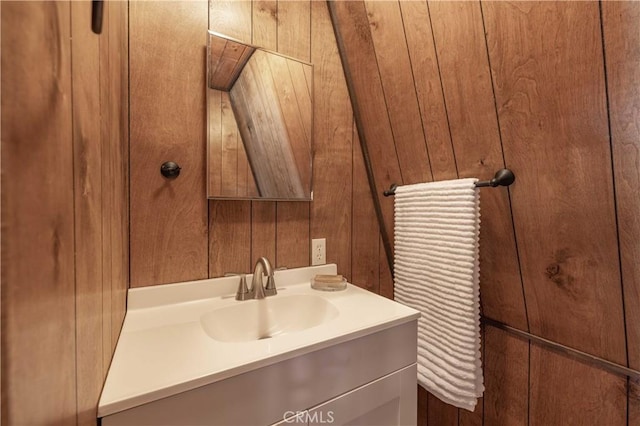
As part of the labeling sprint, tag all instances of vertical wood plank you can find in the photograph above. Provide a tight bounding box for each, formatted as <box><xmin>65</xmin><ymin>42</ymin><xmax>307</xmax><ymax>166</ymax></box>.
<box><xmin>427</xmin><ymin>393</ymin><xmax>458</xmax><ymax>426</ymax></box>
<box><xmin>309</xmin><ymin>0</ymin><xmax>353</xmax><ymax>278</ymax></box>
<box><xmin>601</xmin><ymin>0</ymin><xmax>640</xmax><ymax>371</ymax></box>
<box><xmin>99</xmin><ymin>0</ymin><xmax>114</xmax><ymax>374</ymax></box>
<box><xmin>1</xmin><ymin>2</ymin><xmax>77</xmax><ymax>423</ymax></box>
<box><xmin>209</xmin><ymin>201</ymin><xmax>252</xmax><ymax>276</ymax></box>
<box><xmin>379</xmin><ymin>236</ymin><xmax>393</xmax><ymax>300</ymax></box>
<box><xmin>209</xmin><ymin>0</ymin><xmax>252</xmax><ymax>42</ymax></box>
<box><xmin>275</xmin><ymin>0</ymin><xmax>311</xmax><ymax>270</ymax></box>
<box><xmin>221</xmin><ymin>92</ymin><xmax>239</xmax><ymax>196</ymax></box>
<box><xmin>209</xmin><ymin>0</ymin><xmax>254</xmax><ymax>275</ymax></box>
<box><xmin>208</xmin><ymin>90</ymin><xmax>223</xmax><ymax>196</ymax></box>
<box><xmin>130</xmin><ymin>0</ymin><xmax>209</xmax><ymax>286</ymax></box>
<box><xmin>363</xmin><ymin>0</ymin><xmax>432</xmax><ymax>185</ymax></box>
<box><xmin>417</xmin><ymin>385</ymin><xmax>428</xmax><ymax>426</ymax></box>
<box><xmin>399</xmin><ymin>0</ymin><xmax>457</xmax><ymax>182</ymax></box>
<box><xmin>483</xmin><ymin>0</ymin><xmax>626</xmax><ymax>363</ymax></box>
<box><xmin>277</xmin><ymin>0</ymin><xmax>310</xmax><ymax>61</ymax></box>
<box><xmin>352</xmin><ymin>123</ymin><xmax>378</xmax><ymax>291</ymax></box>
<box><xmin>71</xmin><ymin>1</ymin><xmax>104</xmax><ymax>423</ymax></box>
<box><xmin>108</xmin><ymin>0</ymin><xmax>129</xmax><ymax>352</ymax></box>
<box><xmin>249</xmin><ymin>0</ymin><xmax>277</xmax><ymax>265</ymax></box>
<box><xmin>631</xmin><ymin>378</ymin><xmax>640</xmax><ymax>426</ymax></box>
<box><xmin>529</xmin><ymin>344</ymin><xmax>627</xmax><ymax>425</ymax></box>
<box><xmin>483</xmin><ymin>326</ymin><xmax>529</xmax><ymax>426</ymax></box>
<box><xmin>252</xmin><ymin>0</ymin><xmax>277</xmax><ymax>49</ymax></box>
<box><xmin>428</xmin><ymin>0</ymin><xmax>528</xmax><ymax>331</ymax></box>
<box><xmin>328</xmin><ymin>0</ymin><xmax>401</xmax><ymax>260</ymax></box>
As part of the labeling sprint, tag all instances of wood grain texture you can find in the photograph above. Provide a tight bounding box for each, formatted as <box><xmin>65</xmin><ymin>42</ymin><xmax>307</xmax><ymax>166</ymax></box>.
<box><xmin>352</xmin><ymin>123</ymin><xmax>378</xmax><ymax>291</ymax></box>
<box><xmin>417</xmin><ymin>385</ymin><xmax>428</xmax><ymax>426</ymax></box>
<box><xmin>209</xmin><ymin>0</ymin><xmax>252</xmax><ymax>42</ymax></box>
<box><xmin>483</xmin><ymin>326</ymin><xmax>528</xmax><ymax>426</ymax></box>
<box><xmin>328</xmin><ymin>0</ymin><xmax>401</xmax><ymax>261</ymax></box>
<box><xmin>229</xmin><ymin>51</ymin><xmax>309</xmax><ymax>198</ymax></box>
<box><xmin>252</xmin><ymin>202</ymin><xmax>277</xmax><ymax>265</ymax></box>
<box><xmin>207</xmin><ymin>2</ymin><xmax>254</xmax><ymax>278</ymax></box>
<box><xmin>529</xmin><ymin>343</ymin><xmax>627</xmax><ymax>425</ymax></box>
<box><xmin>483</xmin><ymin>0</ymin><xmax>626</xmax><ymax>363</ymax></box>
<box><xmin>426</xmin><ymin>393</ymin><xmax>458</xmax><ymax>426</ymax></box>
<box><xmin>72</xmin><ymin>1</ymin><xmax>104</xmax><ymax>423</ymax></box>
<box><xmin>631</xmin><ymin>378</ymin><xmax>640</xmax><ymax>426</ymax></box>
<box><xmin>129</xmin><ymin>0</ymin><xmax>209</xmax><ymax>287</ymax></box>
<box><xmin>601</xmin><ymin>0</ymin><xmax>640</xmax><ymax>371</ymax></box>
<box><xmin>274</xmin><ymin>0</ymin><xmax>311</xmax><ymax>271</ymax></box>
<box><xmin>209</xmin><ymin>201</ymin><xmax>252</xmax><ymax>276</ymax></box>
<box><xmin>108</xmin><ymin>0</ymin><xmax>129</xmax><ymax>355</ymax></box>
<box><xmin>277</xmin><ymin>0</ymin><xmax>310</xmax><ymax>62</ymax></box>
<box><xmin>363</xmin><ymin>0</ymin><xmax>432</xmax><ymax>185</ymax></box>
<box><xmin>398</xmin><ymin>0</ymin><xmax>457</xmax><ymax>182</ymax></box>
<box><xmin>1</xmin><ymin>2</ymin><xmax>76</xmax><ymax>423</ymax></box>
<box><xmin>309</xmin><ymin>0</ymin><xmax>353</xmax><ymax>280</ymax></box>
<box><xmin>252</xmin><ymin>0</ymin><xmax>277</xmax><ymax>50</ymax></box>
<box><xmin>429</xmin><ymin>0</ymin><xmax>528</xmax><ymax>331</ymax></box>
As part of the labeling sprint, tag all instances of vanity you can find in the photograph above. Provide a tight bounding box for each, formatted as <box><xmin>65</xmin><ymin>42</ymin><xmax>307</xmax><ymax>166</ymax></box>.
<box><xmin>99</xmin><ymin>264</ymin><xmax>419</xmax><ymax>425</ymax></box>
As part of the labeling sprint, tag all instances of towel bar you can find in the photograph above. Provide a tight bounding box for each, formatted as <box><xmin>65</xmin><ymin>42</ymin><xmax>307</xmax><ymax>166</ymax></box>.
<box><xmin>383</xmin><ymin>168</ymin><xmax>515</xmax><ymax>197</ymax></box>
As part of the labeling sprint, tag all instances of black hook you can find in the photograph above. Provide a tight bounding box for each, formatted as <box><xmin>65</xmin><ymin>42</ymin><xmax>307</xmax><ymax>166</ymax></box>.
<box><xmin>92</xmin><ymin>0</ymin><xmax>104</xmax><ymax>35</ymax></box>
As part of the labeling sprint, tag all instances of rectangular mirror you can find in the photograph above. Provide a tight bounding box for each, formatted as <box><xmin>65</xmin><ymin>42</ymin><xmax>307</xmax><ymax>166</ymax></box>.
<box><xmin>207</xmin><ymin>31</ymin><xmax>313</xmax><ymax>200</ymax></box>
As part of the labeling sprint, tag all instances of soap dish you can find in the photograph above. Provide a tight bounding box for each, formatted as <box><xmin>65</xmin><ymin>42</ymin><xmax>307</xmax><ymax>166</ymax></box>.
<box><xmin>311</xmin><ymin>274</ymin><xmax>347</xmax><ymax>291</ymax></box>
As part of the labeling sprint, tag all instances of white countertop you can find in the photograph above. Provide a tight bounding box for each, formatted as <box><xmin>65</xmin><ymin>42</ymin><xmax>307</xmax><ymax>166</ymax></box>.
<box><xmin>98</xmin><ymin>264</ymin><xmax>420</xmax><ymax>417</ymax></box>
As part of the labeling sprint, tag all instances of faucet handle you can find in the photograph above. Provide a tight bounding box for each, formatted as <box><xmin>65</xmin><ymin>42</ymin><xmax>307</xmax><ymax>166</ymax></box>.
<box><xmin>264</xmin><ymin>275</ymin><xmax>277</xmax><ymax>297</ymax></box>
<box><xmin>233</xmin><ymin>274</ymin><xmax>253</xmax><ymax>301</ymax></box>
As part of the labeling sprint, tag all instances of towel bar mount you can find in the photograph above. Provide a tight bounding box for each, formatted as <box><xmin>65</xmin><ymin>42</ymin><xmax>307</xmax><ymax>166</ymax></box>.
<box><xmin>383</xmin><ymin>168</ymin><xmax>515</xmax><ymax>197</ymax></box>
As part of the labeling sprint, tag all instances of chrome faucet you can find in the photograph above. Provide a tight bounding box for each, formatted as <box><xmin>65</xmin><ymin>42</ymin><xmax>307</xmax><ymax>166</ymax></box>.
<box><xmin>234</xmin><ymin>257</ymin><xmax>277</xmax><ymax>300</ymax></box>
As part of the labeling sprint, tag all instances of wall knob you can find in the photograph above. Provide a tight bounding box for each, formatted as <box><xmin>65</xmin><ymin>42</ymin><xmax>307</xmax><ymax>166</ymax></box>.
<box><xmin>160</xmin><ymin>161</ymin><xmax>181</xmax><ymax>179</ymax></box>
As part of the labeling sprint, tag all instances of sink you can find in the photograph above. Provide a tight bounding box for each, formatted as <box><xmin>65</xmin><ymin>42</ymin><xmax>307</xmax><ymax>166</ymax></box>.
<box><xmin>200</xmin><ymin>294</ymin><xmax>339</xmax><ymax>342</ymax></box>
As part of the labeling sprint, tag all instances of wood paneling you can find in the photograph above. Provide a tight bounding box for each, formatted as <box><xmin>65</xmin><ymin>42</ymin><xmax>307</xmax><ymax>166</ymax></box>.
<box><xmin>364</xmin><ymin>0</ymin><xmax>433</xmax><ymax>186</ymax></box>
<box><xmin>426</xmin><ymin>393</ymin><xmax>458</xmax><ymax>426</ymax></box>
<box><xmin>631</xmin><ymin>378</ymin><xmax>640</xmax><ymax>425</ymax></box>
<box><xmin>72</xmin><ymin>1</ymin><xmax>105</xmax><ymax>423</ymax></box>
<box><xmin>428</xmin><ymin>1</ymin><xmax>528</xmax><ymax>331</ymax></box>
<box><xmin>601</xmin><ymin>0</ymin><xmax>640</xmax><ymax>371</ymax></box>
<box><xmin>398</xmin><ymin>0</ymin><xmax>457</xmax><ymax>182</ymax></box>
<box><xmin>331</xmin><ymin>0</ymin><xmax>639</xmax><ymax>421</ymax></box>
<box><xmin>352</xmin><ymin>124</ymin><xmax>378</xmax><ymax>292</ymax></box>
<box><xmin>130</xmin><ymin>0</ymin><xmax>209</xmax><ymax>287</ymax></box>
<box><xmin>2</xmin><ymin>1</ymin><xmax>128</xmax><ymax>424</ymax></box>
<box><xmin>309</xmin><ymin>0</ymin><xmax>353</xmax><ymax>280</ymax></box>
<box><xmin>530</xmin><ymin>343</ymin><xmax>627</xmax><ymax>425</ymax></box>
<box><xmin>328</xmin><ymin>0</ymin><xmax>400</xmax><ymax>263</ymax></box>
<box><xmin>483</xmin><ymin>326</ymin><xmax>528</xmax><ymax>425</ymax></box>
<box><xmin>229</xmin><ymin>51</ymin><xmax>311</xmax><ymax>199</ymax></box>
<box><xmin>130</xmin><ymin>1</ymin><xmax>381</xmax><ymax>290</ymax></box>
<box><xmin>1</xmin><ymin>3</ymin><xmax>76</xmax><ymax>423</ymax></box>
<box><xmin>484</xmin><ymin>0</ymin><xmax>625</xmax><ymax>363</ymax></box>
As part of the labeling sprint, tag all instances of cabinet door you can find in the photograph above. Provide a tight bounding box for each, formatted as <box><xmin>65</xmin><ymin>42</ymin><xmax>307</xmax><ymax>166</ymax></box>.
<box><xmin>308</xmin><ymin>364</ymin><xmax>417</xmax><ymax>426</ymax></box>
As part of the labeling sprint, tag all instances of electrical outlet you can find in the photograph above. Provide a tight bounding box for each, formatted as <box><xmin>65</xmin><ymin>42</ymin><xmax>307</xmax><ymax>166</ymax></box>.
<box><xmin>311</xmin><ymin>238</ymin><xmax>326</xmax><ymax>266</ymax></box>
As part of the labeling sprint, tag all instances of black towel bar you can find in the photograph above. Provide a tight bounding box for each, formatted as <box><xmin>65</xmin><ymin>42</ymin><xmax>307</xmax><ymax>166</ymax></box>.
<box><xmin>383</xmin><ymin>168</ymin><xmax>515</xmax><ymax>197</ymax></box>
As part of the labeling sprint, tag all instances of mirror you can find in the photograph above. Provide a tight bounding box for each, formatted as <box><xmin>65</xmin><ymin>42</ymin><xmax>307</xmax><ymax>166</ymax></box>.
<box><xmin>206</xmin><ymin>31</ymin><xmax>313</xmax><ymax>200</ymax></box>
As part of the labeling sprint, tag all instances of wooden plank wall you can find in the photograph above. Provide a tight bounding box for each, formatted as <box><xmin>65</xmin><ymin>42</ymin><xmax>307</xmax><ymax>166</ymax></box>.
<box><xmin>329</xmin><ymin>0</ymin><xmax>640</xmax><ymax>424</ymax></box>
<box><xmin>1</xmin><ymin>1</ymin><xmax>129</xmax><ymax>425</ymax></box>
<box><xmin>129</xmin><ymin>0</ymin><xmax>391</xmax><ymax>295</ymax></box>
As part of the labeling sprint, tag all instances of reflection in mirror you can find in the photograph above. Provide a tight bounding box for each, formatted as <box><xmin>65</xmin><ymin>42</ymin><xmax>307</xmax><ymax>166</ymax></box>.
<box><xmin>207</xmin><ymin>31</ymin><xmax>313</xmax><ymax>200</ymax></box>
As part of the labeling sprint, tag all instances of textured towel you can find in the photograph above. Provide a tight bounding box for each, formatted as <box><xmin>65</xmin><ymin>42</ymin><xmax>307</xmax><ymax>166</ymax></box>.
<box><xmin>393</xmin><ymin>178</ymin><xmax>483</xmax><ymax>411</ymax></box>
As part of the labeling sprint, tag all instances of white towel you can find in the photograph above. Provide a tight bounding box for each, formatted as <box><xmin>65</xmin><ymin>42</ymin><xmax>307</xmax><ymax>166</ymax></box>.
<box><xmin>393</xmin><ymin>178</ymin><xmax>483</xmax><ymax>412</ymax></box>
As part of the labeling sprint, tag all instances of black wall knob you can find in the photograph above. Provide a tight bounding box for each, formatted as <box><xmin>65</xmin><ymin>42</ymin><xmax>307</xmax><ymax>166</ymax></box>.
<box><xmin>160</xmin><ymin>162</ymin><xmax>181</xmax><ymax>179</ymax></box>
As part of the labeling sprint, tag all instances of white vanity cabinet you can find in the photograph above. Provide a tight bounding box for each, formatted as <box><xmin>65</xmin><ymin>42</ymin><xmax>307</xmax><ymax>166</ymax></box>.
<box><xmin>98</xmin><ymin>265</ymin><xmax>420</xmax><ymax>426</ymax></box>
<box><xmin>101</xmin><ymin>321</ymin><xmax>417</xmax><ymax>426</ymax></box>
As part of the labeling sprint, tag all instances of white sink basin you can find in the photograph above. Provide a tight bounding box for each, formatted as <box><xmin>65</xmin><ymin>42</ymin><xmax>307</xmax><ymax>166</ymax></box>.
<box><xmin>200</xmin><ymin>294</ymin><xmax>339</xmax><ymax>342</ymax></box>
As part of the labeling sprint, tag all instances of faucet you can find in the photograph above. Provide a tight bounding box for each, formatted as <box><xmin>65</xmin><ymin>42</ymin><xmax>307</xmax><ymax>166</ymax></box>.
<box><xmin>235</xmin><ymin>257</ymin><xmax>277</xmax><ymax>300</ymax></box>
